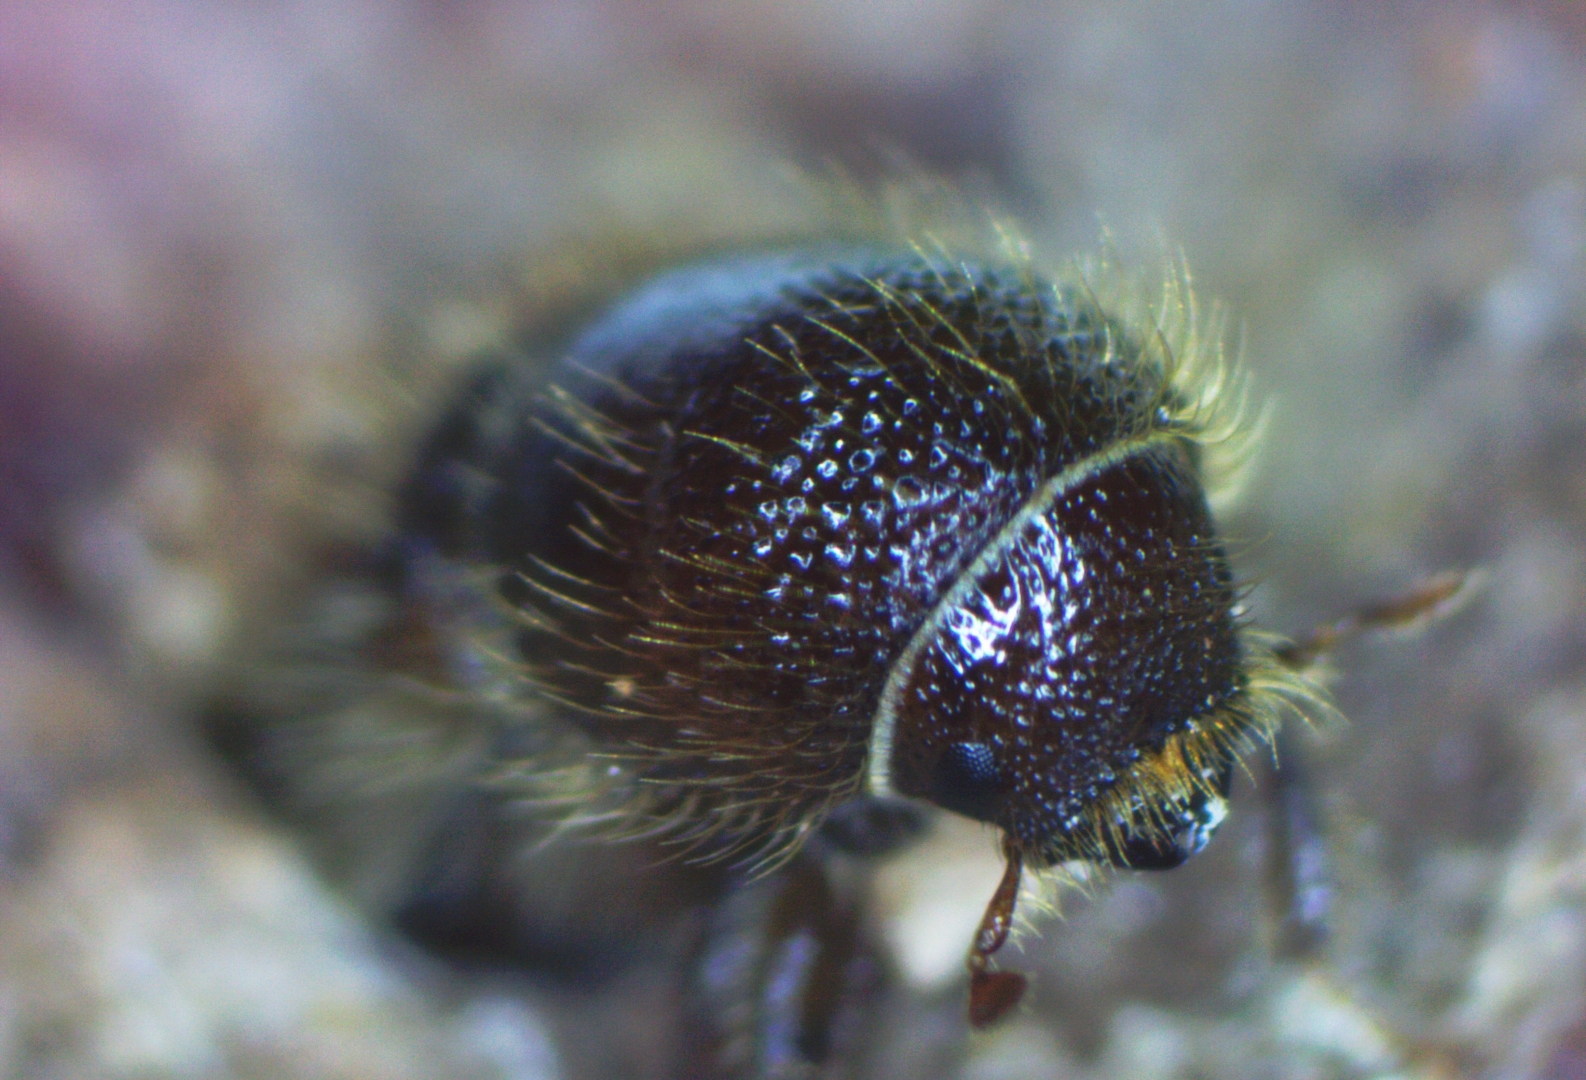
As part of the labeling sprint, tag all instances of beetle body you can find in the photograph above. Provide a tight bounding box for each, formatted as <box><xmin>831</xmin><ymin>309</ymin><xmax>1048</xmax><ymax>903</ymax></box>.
<box><xmin>221</xmin><ymin>238</ymin><xmax>1324</xmax><ymax>1070</ymax></box>
<box><xmin>403</xmin><ymin>247</ymin><xmax>1299</xmax><ymax>877</ymax></box>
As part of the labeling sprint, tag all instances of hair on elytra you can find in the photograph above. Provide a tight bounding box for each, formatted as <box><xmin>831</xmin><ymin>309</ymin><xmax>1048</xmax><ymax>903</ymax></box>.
<box><xmin>212</xmin><ymin>195</ymin><xmax>1472</xmax><ymax>1071</ymax></box>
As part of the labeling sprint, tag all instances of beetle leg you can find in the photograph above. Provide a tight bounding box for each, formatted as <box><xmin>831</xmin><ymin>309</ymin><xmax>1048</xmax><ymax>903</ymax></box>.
<box><xmin>1260</xmin><ymin>569</ymin><xmax>1480</xmax><ymax>957</ymax></box>
<box><xmin>684</xmin><ymin>853</ymin><xmax>890</xmax><ymax>1079</ymax></box>
<box><xmin>965</xmin><ymin>839</ymin><xmax>1027</xmax><ymax>1029</ymax></box>
<box><xmin>1274</xmin><ymin>569</ymin><xmax>1476</xmax><ymax>671</ymax></box>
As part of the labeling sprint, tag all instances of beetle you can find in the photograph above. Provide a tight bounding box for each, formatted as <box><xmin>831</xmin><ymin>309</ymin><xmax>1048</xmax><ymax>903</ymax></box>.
<box><xmin>213</xmin><ymin>232</ymin><xmax>1466</xmax><ymax>1078</ymax></box>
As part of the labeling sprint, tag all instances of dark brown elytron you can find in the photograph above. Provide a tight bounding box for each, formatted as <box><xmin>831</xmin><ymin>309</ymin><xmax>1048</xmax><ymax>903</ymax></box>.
<box><xmin>220</xmin><ymin>243</ymin><xmax>1322</xmax><ymax>1076</ymax></box>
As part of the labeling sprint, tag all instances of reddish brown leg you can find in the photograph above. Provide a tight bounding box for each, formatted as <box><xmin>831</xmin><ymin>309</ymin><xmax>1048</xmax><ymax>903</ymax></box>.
<box><xmin>966</xmin><ymin>840</ymin><xmax>1027</xmax><ymax>1028</ymax></box>
<box><xmin>1273</xmin><ymin>569</ymin><xmax>1475</xmax><ymax>671</ymax></box>
<box><xmin>1261</xmin><ymin>569</ymin><xmax>1478</xmax><ymax>955</ymax></box>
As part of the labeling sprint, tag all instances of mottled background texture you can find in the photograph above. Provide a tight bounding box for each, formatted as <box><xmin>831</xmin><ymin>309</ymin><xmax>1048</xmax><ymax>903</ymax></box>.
<box><xmin>2</xmin><ymin>2</ymin><xmax>1584</xmax><ymax>1078</ymax></box>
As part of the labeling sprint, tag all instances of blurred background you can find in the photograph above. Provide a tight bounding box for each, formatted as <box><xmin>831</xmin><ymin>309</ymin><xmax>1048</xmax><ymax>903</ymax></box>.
<box><xmin>2</xmin><ymin>1</ymin><xmax>1584</xmax><ymax>1077</ymax></box>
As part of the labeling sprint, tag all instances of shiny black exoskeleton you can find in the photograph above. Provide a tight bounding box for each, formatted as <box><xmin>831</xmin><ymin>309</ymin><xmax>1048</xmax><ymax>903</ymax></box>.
<box><xmin>221</xmin><ymin>244</ymin><xmax>1314</xmax><ymax>1076</ymax></box>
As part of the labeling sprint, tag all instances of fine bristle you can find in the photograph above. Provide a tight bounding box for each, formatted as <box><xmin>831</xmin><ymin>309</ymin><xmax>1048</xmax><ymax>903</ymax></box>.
<box><xmin>412</xmin><ymin>182</ymin><xmax>1327</xmax><ymax>884</ymax></box>
<box><xmin>1078</xmin><ymin>639</ymin><xmax>1331</xmax><ymax>869</ymax></box>
<box><xmin>1064</xmin><ymin>251</ymin><xmax>1263</xmax><ymax>509</ymax></box>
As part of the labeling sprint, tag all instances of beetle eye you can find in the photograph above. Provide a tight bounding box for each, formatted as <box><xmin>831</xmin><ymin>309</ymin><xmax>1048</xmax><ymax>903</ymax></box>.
<box><xmin>929</xmin><ymin>741</ymin><xmax>1005</xmax><ymax>821</ymax></box>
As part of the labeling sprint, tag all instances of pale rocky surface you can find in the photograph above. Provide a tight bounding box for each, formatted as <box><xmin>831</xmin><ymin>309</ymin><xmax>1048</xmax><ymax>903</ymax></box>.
<box><xmin>2</xmin><ymin>2</ymin><xmax>1585</xmax><ymax>1078</ymax></box>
